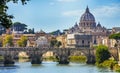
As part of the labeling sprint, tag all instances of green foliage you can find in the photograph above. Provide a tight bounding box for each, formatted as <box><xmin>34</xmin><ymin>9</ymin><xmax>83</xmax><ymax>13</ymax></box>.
<box><xmin>96</xmin><ymin>60</ymin><xmax>117</xmax><ymax>67</ymax></box>
<box><xmin>3</xmin><ymin>34</ymin><xmax>13</xmax><ymax>47</ymax></box>
<box><xmin>50</xmin><ymin>30</ymin><xmax>61</xmax><ymax>36</ymax></box>
<box><xmin>69</xmin><ymin>56</ymin><xmax>86</xmax><ymax>63</ymax></box>
<box><xmin>95</xmin><ymin>45</ymin><xmax>111</xmax><ymax>64</ymax></box>
<box><xmin>0</xmin><ymin>55</ymin><xmax>4</xmax><ymax>60</ymax></box>
<box><xmin>56</xmin><ymin>41</ymin><xmax>62</xmax><ymax>48</ymax></box>
<box><xmin>43</xmin><ymin>56</ymin><xmax>57</xmax><ymax>61</ymax></box>
<box><xmin>0</xmin><ymin>36</ymin><xmax>2</xmax><ymax>46</ymax></box>
<box><xmin>50</xmin><ymin>39</ymin><xmax>62</xmax><ymax>48</ymax></box>
<box><xmin>109</xmin><ymin>33</ymin><xmax>120</xmax><ymax>40</ymax></box>
<box><xmin>17</xmin><ymin>36</ymin><xmax>27</xmax><ymax>47</ymax></box>
<box><xmin>0</xmin><ymin>0</ymin><xmax>29</xmax><ymax>29</ymax></box>
<box><xmin>50</xmin><ymin>39</ymin><xmax>57</xmax><ymax>47</ymax></box>
<box><xmin>114</xmin><ymin>64</ymin><xmax>120</xmax><ymax>72</ymax></box>
<box><xmin>28</xmin><ymin>28</ymin><xmax>35</xmax><ymax>34</ymax></box>
<box><xmin>96</xmin><ymin>60</ymin><xmax>120</xmax><ymax>72</ymax></box>
<box><xmin>13</xmin><ymin>22</ymin><xmax>27</xmax><ymax>31</ymax></box>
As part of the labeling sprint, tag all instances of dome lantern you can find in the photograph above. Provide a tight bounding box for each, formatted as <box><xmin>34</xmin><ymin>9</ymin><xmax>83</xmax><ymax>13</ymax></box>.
<box><xmin>80</xmin><ymin>6</ymin><xmax>95</xmax><ymax>22</ymax></box>
<box><xmin>85</xmin><ymin>6</ymin><xmax>90</xmax><ymax>13</ymax></box>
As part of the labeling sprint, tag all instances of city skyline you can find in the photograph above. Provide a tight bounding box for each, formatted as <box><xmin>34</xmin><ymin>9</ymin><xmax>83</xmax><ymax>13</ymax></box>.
<box><xmin>7</xmin><ymin>0</ymin><xmax>120</xmax><ymax>32</ymax></box>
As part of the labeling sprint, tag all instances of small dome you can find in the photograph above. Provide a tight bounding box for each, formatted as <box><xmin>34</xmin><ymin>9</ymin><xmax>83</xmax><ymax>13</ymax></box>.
<box><xmin>39</xmin><ymin>29</ymin><xmax>45</xmax><ymax>34</ymax></box>
<box><xmin>97</xmin><ymin>22</ymin><xmax>101</xmax><ymax>27</ymax></box>
<box><xmin>74</xmin><ymin>22</ymin><xmax>78</xmax><ymax>27</ymax></box>
<box><xmin>80</xmin><ymin>6</ymin><xmax>95</xmax><ymax>22</ymax></box>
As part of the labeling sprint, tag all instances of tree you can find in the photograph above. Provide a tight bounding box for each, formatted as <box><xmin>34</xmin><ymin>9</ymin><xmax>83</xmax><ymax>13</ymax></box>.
<box><xmin>0</xmin><ymin>36</ymin><xmax>3</xmax><ymax>47</ymax></box>
<box><xmin>50</xmin><ymin>39</ymin><xmax>62</xmax><ymax>48</ymax></box>
<box><xmin>12</xmin><ymin>22</ymin><xmax>27</xmax><ymax>31</ymax></box>
<box><xmin>96</xmin><ymin>45</ymin><xmax>111</xmax><ymax>64</ymax></box>
<box><xmin>56</xmin><ymin>41</ymin><xmax>62</xmax><ymax>48</ymax></box>
<box><xmin>0</xmin><ymin>0</ymin><xmax>29</xmax><ymax>29</ymax></box>
<box><xmin>109</xmin><ymin>33</ymin><xmax>120</xmax><ymax>46</ymax></box>
<box><xmin>50</xmin><ymin>39</ymin><xmax>57</xmax><ymax>48</ymax></box>
<box><xmin>17</xmin><ymin>36</ymin><xmax>27</xmax><ymax>47</ymax></box>
<box><xmin>3</xmin><ymin>34</ymin><xmax>13</xmax><ymax>47</ymax></box>
<box><xmin>109</xmin><ymin>33</ymin><xmax>120</xmax><ymax>41</ymax></box>
<box><xmin>28</xmin><ymin>28</ymin><xmax>35</xmax><ymax>34</ymax></box>
<box><xmin>109</xmin><ymin>33</ymin><xmax>120</xmax><ymax>61</ymax></box>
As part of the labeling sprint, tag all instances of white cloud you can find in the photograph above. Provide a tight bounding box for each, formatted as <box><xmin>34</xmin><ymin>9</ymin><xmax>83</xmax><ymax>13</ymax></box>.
<box><xmin>57</xmin><ymin>0</ymin><xmax>78</xmax><ymax>2</ymax></box>
<box><xmin>62</xmin><ymin>3</ymin><xmax>120</xmax><ymax>18</ymax></box>
<box><xmin>62</xmin><ymin>10</ymin><xmax>84</xmax><ymax>17</ymax></box>
<box><xmin>92</xmin><ymin>4</ymin><xmax>120</xmax><ymax>17</ymax></box>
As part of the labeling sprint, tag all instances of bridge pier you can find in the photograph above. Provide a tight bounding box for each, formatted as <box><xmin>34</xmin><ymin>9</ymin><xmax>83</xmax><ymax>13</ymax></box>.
<box><xmin>31</xmin><ymin>54</ymin><xmax>42</xmax><ymax>64</ymax></box>
<box><xmin>86</xmin><ymin>55</ymin><xmax>95</xmax><ymax>64</ymax></box>
<box><xmin>58</xmin><ymin>55</ymin><xmax>69</xmax><ymax>64</ymax></box>
<box><xmin>57</xmin><ymin>49</ymin><xmax>70</xmax><ymax>64</ymax></box>
<box><xmin>4</xmin><ymin>55</ymin><xmax>15</xmax><ymax>66</ymax></box>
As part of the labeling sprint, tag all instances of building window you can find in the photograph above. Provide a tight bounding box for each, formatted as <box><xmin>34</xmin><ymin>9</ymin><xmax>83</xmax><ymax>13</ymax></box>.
<box><xmin>94</xmin><ymin>40</ymin><xmax>96</xmax><ymax>44</ymax></box>
<box><xmin>88</xmin><ymin>41</ymin><xmax>90</xmax><ymax>44</ymax></box>
<box><xmin>103</xmin><ymin>30</ymin><xmax>104</xmax><ymax>32</ymax></box>
<box><xmin>82</xmin><ymin>40</ymin><xmax>84</xmax><ymax>44</ymax></box>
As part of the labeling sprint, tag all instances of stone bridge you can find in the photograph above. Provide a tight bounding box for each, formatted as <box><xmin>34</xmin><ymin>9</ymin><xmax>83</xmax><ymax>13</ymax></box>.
<box><xmin>0</xmin><ymin>47</ymin><xmax>118</xmax><ymax>65</ymax></box>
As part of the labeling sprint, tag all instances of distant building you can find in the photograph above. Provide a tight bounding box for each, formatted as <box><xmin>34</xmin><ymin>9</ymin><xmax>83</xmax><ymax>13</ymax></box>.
<box><xmin>64</xmin><ymin>6</ymin><xmax>110</xmax><ymax>47</ymax></box>
<box><xmin>67</xmin><ymin>33</ymin><xmax>92</xmax><ymax>48</ymax></box>
<box><xmin>56</xmin><ymin>35</ymin><xmax>67</xmax><ymax>48</ymax></box>
<box><xmin>24</xmin><ymin>34</ymin><xmax>36</xmax><ymax>47</ymax></box>
<box><xmin>112</xmin><ymin>27</ymin><xmax>120</xmax><ymax>33</ymax></box>
<box><xmin>35</xmin><ymin>30</ymin><xmax>50</xmax><ymax>48</ymax></box>
<box><xmin>2</xmin><ymin>33</ymin><xmax>36</xmax><ymax>47</ymax></box>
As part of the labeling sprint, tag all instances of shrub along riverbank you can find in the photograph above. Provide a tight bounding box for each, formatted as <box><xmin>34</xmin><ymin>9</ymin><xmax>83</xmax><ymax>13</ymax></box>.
<box><xmin>43</xmin><ymin>56</ymin><xmax>87</xmax><ymax>63</ymax></box>
<box><xmin>43</xmin><ymin>56</ymin><xmax>57</xmax><ymax>61</ymax></box>
<box><xmin>0</xmin><ymin>56</ymin><xmax>4</xmax><ymax>61</ymax></box>
<box><xmin>1</xmin><ymin>53</ymin><xmax>120</xmax><ymax>72</ymax></box>
<box><xmin>69</xmin><ymin>56</ymin><xmax>86</xmax><ymax>63</ymax></box>
<box><xmin>96</xmin><ymin>60</ymin><xmax>120</xmax><ymax>72</ymax></box>
<box><xmin>95</xmin><ymin>45</ymin><xmax>120</xmax><ymax>72</ymax></box>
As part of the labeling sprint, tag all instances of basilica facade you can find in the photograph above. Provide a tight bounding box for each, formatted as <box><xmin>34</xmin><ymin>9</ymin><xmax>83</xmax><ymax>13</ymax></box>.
<box><xmin>65</xmin><ymin>6</ymin><xmax>110</xmax><ymax>48</ymax></box>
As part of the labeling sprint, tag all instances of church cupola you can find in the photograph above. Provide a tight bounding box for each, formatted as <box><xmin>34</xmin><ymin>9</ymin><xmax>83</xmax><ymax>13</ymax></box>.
<box><xmin>79</xmin><ymin>6</ymin><xmax>96</xmax><ymax>31</ymax></box>
<box><xmin>97</xmin><ymin>22</ymin><xmax>101</xmax><ymax>27</ymax></box>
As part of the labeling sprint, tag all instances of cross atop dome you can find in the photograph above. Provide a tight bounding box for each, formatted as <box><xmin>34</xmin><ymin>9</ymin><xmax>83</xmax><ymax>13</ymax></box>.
<box><xmin>85</xmin><ymin>5</ymin><xmax>90</xmax><ymax>13</ymax></box>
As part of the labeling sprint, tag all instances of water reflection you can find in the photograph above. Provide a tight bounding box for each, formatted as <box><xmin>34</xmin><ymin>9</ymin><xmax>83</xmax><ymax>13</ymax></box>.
<box><xmin>0</xmin><ymin>65</ymin><xmax>19</xmax><ymax>73</ymax></box>
<box><xmin>0</xmin><ymin>61</ymin><xmax>117</xmax><ymax>73</ymax></box>
<box><xmin>18</xmin><ymin>59</ymin><xmax>29</xmax><ymax>62</ymax></box>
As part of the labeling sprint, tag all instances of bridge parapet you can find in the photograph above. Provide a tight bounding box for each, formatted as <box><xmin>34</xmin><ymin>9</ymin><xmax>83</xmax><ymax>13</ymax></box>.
<box><xmin>0</xmin><ymin>47</ymin><xmax>96</xmax><ymax>64</ymax></box>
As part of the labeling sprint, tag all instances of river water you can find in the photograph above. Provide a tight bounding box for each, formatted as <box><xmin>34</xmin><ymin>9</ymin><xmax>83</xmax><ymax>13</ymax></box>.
<box><xmin>0</xmin><ymin>61</ymin><xmax>117</xmax><ymax>73</ymax></box>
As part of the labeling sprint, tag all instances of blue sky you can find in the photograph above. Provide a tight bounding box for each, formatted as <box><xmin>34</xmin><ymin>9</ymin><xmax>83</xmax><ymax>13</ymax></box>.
<box><xmin>7</xmin><ymin>0</ymin><xmax>120</xmax><ymax>32</ymax></box>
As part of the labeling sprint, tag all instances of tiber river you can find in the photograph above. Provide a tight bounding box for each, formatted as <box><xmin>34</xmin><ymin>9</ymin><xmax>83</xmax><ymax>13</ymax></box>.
<box><xmin>0</xmin><ymin>61</ymin><xmax>117</xmax><ymax>73</ymax></box>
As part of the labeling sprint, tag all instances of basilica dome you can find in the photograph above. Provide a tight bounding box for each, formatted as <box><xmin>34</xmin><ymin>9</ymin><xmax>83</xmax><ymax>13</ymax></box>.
<box><xmin>79</xmin><ymin>6</ymin><xmax>96</xmax><ymax>31</ymax></box>
<box><xmin>80</xmin><ymin>6</ymin><xmax>95</xmax><ymax>22</ymax></box>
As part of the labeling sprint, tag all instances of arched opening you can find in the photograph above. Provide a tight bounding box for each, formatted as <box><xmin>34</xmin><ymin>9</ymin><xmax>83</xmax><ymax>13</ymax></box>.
<box><xmin>42</xmin><ymin>51</ymin><xmax>57</xmax><ymax>62</ymax></box>
<box><xmin>18</xmin><ymin>51</ymin><xmax>29</xmax><ymax>62</ymax></box>
<box><xmin>69</xmin><ymin>50</ymin><xmax>87</xmax><ymax>63</ymax></box>
<box><xmin>0</xmin><ymin>55</ymin><xmax>4</xmax><ymax>63</ymax></box>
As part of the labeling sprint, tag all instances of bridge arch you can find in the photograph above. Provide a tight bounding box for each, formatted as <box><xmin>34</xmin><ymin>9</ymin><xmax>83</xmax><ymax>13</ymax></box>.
<box><xmin>69</xmin><ymin>48</ymin><xmax>96</xmax><ymax>64</ymax></box>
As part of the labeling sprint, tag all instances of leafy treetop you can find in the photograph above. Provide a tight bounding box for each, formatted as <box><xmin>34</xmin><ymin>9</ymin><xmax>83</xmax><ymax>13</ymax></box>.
<box><xmin>109</xmin><ymin>33</ymin><xmax>120</xmax><ymax>42</ymax></box>
<box><xmin>0</xmin><ymin>0</ymin><xmax>29</xmax><ymax>29</ymax></box>
<box><xmin>95</xmin><ymin>45</ymin><xmax>110</xmax><ymax>64</ymax></box>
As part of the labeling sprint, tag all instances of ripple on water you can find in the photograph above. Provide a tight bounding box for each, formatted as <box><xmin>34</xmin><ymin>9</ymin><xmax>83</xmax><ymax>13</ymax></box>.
<box><xmin>0</xmin><ymin>62</ymin><xmax>117</xmax><ymax>73</ymax></box>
